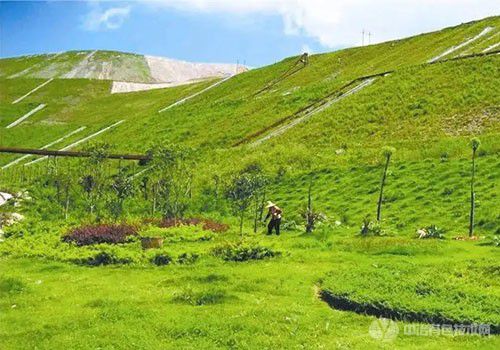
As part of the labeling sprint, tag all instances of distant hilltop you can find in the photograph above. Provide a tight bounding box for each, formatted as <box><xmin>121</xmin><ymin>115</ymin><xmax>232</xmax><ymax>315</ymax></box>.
<box><xmin>1</xmin><ymin>50</ymin><xmax>248</xmax><ymax>92</ymax></box>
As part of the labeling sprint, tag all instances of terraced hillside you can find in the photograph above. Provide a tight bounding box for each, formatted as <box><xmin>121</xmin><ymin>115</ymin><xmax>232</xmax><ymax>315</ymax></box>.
<box><xmin>0</xmin><ymin>15</ymin><xmax>499</xmax><ymax>350</ymax></box>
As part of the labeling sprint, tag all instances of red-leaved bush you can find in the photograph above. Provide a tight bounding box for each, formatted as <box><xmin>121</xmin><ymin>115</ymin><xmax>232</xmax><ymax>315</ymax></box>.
<box><xmin>63</xmin><ymin>224</ymin><xmax>138</xmax><ymax>246</ymax></box>
<box><xmin>145</xmin><ymin>218</ymin><xmax>229</xmax><ymax>233</ymax></box>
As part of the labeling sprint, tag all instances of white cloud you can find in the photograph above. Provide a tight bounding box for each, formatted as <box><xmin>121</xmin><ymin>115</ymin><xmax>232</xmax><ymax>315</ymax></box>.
<box><xmin>82</xmin><ymin>3</ymin><xmax>131</xmax><ymax>31</ymax></box>
<box><xmin>141</xmin><ymin>0</ymin><xmax>499</xmax><ymax>47</ymax></box>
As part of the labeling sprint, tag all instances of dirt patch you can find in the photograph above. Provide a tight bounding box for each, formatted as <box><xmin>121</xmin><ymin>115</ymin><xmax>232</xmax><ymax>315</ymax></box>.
<box><xmin>442</xmin><ymin>107</ymin><xmax>499</xmax><ymax>136</ymax></box>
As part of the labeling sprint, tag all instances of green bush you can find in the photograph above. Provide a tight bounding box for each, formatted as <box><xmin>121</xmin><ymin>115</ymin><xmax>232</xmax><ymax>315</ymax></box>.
<box><xmin>417</xmin><ymin>225</ymin><xmax>446</xmax><ymax>239</ymax></box>
<box><xmin>177</xmin><ymin>253</ymin><xmax>199</xmax><ymax>265</ymax></box>
<box><xmin>360</xmin><ymin>217</ymin><xmax>385</xmax><ymax>236</ymax></box>
<box><xmin>0</xmin><ymin>277</ymin><xmax>27</xmax><ymax>295</ymax></box>
<box><xmin>151</xmin><ymin>253</ymin><xmax>173</xmax><ymax>266</ymax></box>
<box><xmin>75</xmin><ymin>251</ymin><xmax>132</xmax><ymax>266</ymax></box>
<box><xmin>491</xmin><ymin>235</ymin><xmax>500</xmax><ymax>247</ymax></box>
<box><xmin>212</xmin><ymin>242</ymin><xmax>280</xmax><ymax>262</ymax></box>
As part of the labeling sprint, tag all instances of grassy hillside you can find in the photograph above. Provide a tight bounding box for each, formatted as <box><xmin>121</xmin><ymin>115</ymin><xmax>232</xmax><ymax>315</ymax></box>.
<box><xmin>0</xmin><ymin>16</ymin><xmax>499</xmax><ymax>349</ymax></box>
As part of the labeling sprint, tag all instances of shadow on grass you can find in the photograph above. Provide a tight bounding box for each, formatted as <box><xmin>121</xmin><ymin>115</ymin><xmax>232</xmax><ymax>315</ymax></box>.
<box><xmin>319</xmin><ymin>289</ymin><xmax>499</xmax><ymax>334</ymax></box>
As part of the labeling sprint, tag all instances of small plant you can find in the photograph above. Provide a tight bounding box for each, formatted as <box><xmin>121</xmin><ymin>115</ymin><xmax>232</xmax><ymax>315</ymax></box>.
<box><xmin>151</xmin><ymin>253</ymin><xmax>172</xmax><ymax>266</ymax></box>
<box><xmin>63</xmin><ymin>224</ymin><xmax>138</xmax><ymax>246</ymax></box>
<box><xmin>212</xmin><ymin>242</ymin><xmax>280</xmax><ymax>262</ymax></box>
<box><xmin>417</xmin><ymin>225</ymin><xmax>445</xmax><ymax>239</ymax></box>
<box><xmin>491</xmin><ymin>235</ymin><xmax>500</xmax><ymax>247</ymax></box>
<box><xmin>153</xmin><ymin>217</ymin><xmax>229</xmax><ymax>233</ymax></box>
<box><xmin>302</xmin><ymin>179</ymin><xmax>326</xmax><ymax>233</ymax></box>
<box><xmin>377</xmin><ymin>146</ymin><xmax>395</xmax><ymax>222</ymax></box>
<box><xmin>360</xmin><ymin>216</ymin><xmax>385</xmax><ymax>236</ymax></box>
<box><xmin>469</xmin><ymin>137</ymin><xmax>480</xmax><ymax>237</ymax></box>
<box><xmin>78</xmin><ymin>252</ymin><xmax>131</xmax><ymax>266</ymax></box>
<box><xmin>171</xmin><ymin>287</ymin><xmax>227</xmax><ymax>306</ymax></box>
<box><xmin>177</xmin><ymin>253</ymin><xmax>199</xmax><ymax>265</ymax></box>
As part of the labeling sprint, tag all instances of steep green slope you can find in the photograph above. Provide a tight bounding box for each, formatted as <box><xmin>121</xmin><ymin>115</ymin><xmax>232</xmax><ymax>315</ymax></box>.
<box><xmin>0</xmin><ymin>16</ymin><xmax>499</xmax><ymax>237</ymax></box>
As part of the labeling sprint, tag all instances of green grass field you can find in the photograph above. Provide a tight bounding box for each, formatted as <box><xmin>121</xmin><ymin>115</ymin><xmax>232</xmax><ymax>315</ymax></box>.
<box><xmin>0</xmin><ymin>15</ymin><xmax>499</xmax><ymax>349</ymax></box>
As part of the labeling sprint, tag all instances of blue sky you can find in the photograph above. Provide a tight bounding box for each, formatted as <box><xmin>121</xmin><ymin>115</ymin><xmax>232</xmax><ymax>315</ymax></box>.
<box><xmin>0</xmin><ymin>1</ymin><xmax>498</xmax><ymax>67</ymax></box>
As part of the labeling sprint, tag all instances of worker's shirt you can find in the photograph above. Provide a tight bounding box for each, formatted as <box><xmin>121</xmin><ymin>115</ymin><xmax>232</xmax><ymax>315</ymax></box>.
<box><xmin>268</xmin><ymin>207</ymin><xmax>282</xmax><ymax>220</ymax></box>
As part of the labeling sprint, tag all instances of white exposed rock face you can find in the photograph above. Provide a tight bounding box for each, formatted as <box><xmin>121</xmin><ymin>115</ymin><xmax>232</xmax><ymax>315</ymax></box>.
<box><xmin>0</xmin><ymin>212</ymin><xmax>25</xmax><ymax>227</ymax></box>
<box><xmin>63</xmin><ymin>50</ymin><xmax>97</xmax><ymax>78</ymax></box>
<box><xmin>0</xmin><ymin>192</ymin><xmax>13</xmax><ymax>206</ymax></box>
<box><xmin>145</xmin><ymin>55</ymin><xmax>245</xmax><ymax>83</ymax></box>
<box><xmin>6</xmin><ymin>50</ymin><xmax>247</xmax><ymax>92</ymax></box>
<box><xmin>111</xmin><ymin>80</ymin><xmax>199</xmax><ymax>94</ymax></box>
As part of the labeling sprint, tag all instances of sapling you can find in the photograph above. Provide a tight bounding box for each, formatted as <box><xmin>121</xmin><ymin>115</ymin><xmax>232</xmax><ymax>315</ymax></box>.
<box><xmin>78</xmin><ymin>143</ymin><xmax>111</xmax><ymax>219</ymax></box>
<box><xmin>109</xmin><ymin>168</ymin><xmax>135</xmax><ymax>221</ymax></box>
<box><xmin>305</xmin><ymin>180</ymin><xmax>314</xmax><ymax>233</ymax></box>
<box><xmin>149</xmin><ymin>144</ymin><xmax>194</xmax><ymax>220</ymax></box>
<box><xmin>225</xmin><ymin>172</ymin><xmax>257</xmax><ymax>236</ymax></box>
<box><xmin>302</xmin><ymin>179</ymin><xmax>326</xmax><ymax>233</ymax></box>
<box><xmin>469</xmin><ymin>138</ymin><xmax>480</xmax><ymax>237</ymax></box>
<box><xmin>377</xmin><ymin>146</ymin><xmax>395</xmax><ymax>222</ymax></box>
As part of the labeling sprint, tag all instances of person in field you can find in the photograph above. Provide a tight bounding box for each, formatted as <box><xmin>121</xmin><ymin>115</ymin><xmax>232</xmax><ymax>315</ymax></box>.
<box><xmin>264</xmin><ymin>201</ymin><xmax>282</xmax><ymax>235</ymax></box>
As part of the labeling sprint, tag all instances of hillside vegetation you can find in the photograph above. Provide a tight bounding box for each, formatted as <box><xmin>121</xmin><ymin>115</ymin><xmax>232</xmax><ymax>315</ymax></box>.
<box><xmin>0</xmin><ymin>16</ymin><xmax>499</xmax><ymax>350</ymax></box>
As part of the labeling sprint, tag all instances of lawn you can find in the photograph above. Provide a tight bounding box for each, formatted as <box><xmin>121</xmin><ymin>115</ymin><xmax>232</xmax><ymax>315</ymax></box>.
<box><xmin>1</xmin><ymin>224</ymin><xmax>499</xmax><ymax>349</ymax></box>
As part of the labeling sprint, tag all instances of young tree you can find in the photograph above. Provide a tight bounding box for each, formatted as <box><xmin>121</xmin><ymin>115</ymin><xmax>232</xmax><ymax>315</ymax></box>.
<box><xmin>109</xmin><ymin>168</ymin><xmax>135</xmax><ymax>221</ymax></box>
<box><xmin>149</xmin><ymin>144</ymin><xmax>194</xmax><ymax>220</ymax></box>
<box><xmin>55</xmin><ymin>166</ymin><xmax>76</xmax><ymax>220</ymax></box>
<box><xmin>240</xmin><ymin>163</ymin><xmax>270</xmax><ymax>233</ymax></box>
<box><xmin>225</xmin><ymin>172</ymin><xmax>257</xmax><ymax>236</ymax></box>
<box><xmin>377</xmin><ymin>146</ymin><xmax>395</xmax><ymax>222</ymax></box>
<box><xmin>78</xmin><ymin>143</ymin><xmax>111</xmax><ymax>219</ymax></box>
<box><xmin>302</xmin><ymin>178</ymin><xmax>326</xmax><ymax>233</ymax></box>
<box><xmin>305</xmin><ymin>179</ymin><xmax>314</xmax><ymax>233</ymax></box>
<box><xmin>469</xmin><ymin>138</ymin><xmax>480</xmax><ymax>237</ymax></box>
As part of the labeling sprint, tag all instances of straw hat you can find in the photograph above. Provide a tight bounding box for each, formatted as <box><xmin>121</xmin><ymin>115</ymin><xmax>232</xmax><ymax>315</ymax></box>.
<box><xmin>265</xmin><ymin>201</ymin><xmax>276</xmax><ymax>208</ymax></box>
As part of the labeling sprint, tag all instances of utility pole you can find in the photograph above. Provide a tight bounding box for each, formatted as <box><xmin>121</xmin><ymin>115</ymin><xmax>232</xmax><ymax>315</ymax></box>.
<box><xmin>368</xmin><ymin>32</ymin><xmax>372</xmax><ymax>45</ymax></box>
<box><xmin>362</xmin><ymin>29</ymin><xmax>365</xmax><ymax>46</ymax></box>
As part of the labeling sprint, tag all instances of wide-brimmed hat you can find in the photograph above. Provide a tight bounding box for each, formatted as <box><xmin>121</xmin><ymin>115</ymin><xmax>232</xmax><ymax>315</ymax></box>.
<box><xmin>265</xmin><ymin>201</ymin><xmax>276</xmax><ymax>208</ymax></box>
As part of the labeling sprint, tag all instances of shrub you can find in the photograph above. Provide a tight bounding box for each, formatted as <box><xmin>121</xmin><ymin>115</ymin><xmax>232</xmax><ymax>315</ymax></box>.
<box><xmin>491</xmin><ymin>235</ymin><xmax>500</xmax><ymax>247</ymax></box>
<box><xmin>212</xmin><ymin>242</ymin><xmax>280</xmax><ymax>262</ymax></box>
<box><xmin>63</xmin><ymin>224</ymin><xmax>138</xmax><ymax>246</ymax></box>
<box><xmin>417</xmin><ymin>225</ymin><xmax>445</xmax><ymax>239</ymax></box>
<box><xmin>150</xmin><ymin>218</ymin><xmax>229</xmax><ymax>233</ymax></box>
<box><xmin>77</xmin><ymin>252</ymin><xmax>132</xmax><ymax>266</ymax></box>
<box><xmin>151</xmin><ymin>253</ymin><xmax>173</xmax><ymax>266</ymax></box>
<box><xmin>177</xmin><ymin>253</ymin><xmax>199</xmax><ymax>265</ymax></box>
<box><xmin>0</xmin><ymin>277</ymin><xmax>27</xmax><ymax>295</ymax></box>
<box><xmin>360</xmin><ymin>217</ymin><xmax>385</xmax><ymax>236</ymax></box>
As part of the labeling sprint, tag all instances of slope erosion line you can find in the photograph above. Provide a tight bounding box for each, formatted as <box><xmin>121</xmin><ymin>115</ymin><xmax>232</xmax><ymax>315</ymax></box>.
<box><xmin>428</xmin><ymin>26</ymin><xmax>494</xmax><ymax>63</ymax></box>
<box><xmin>233</xmin><ymin>49</ymin><xmax>500</xmax><ymax>147</ymax></box>
<box><xmin>6</xmin><ymin>104</ymin><xmax>46</xmax><ymax>128</ymax></box>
